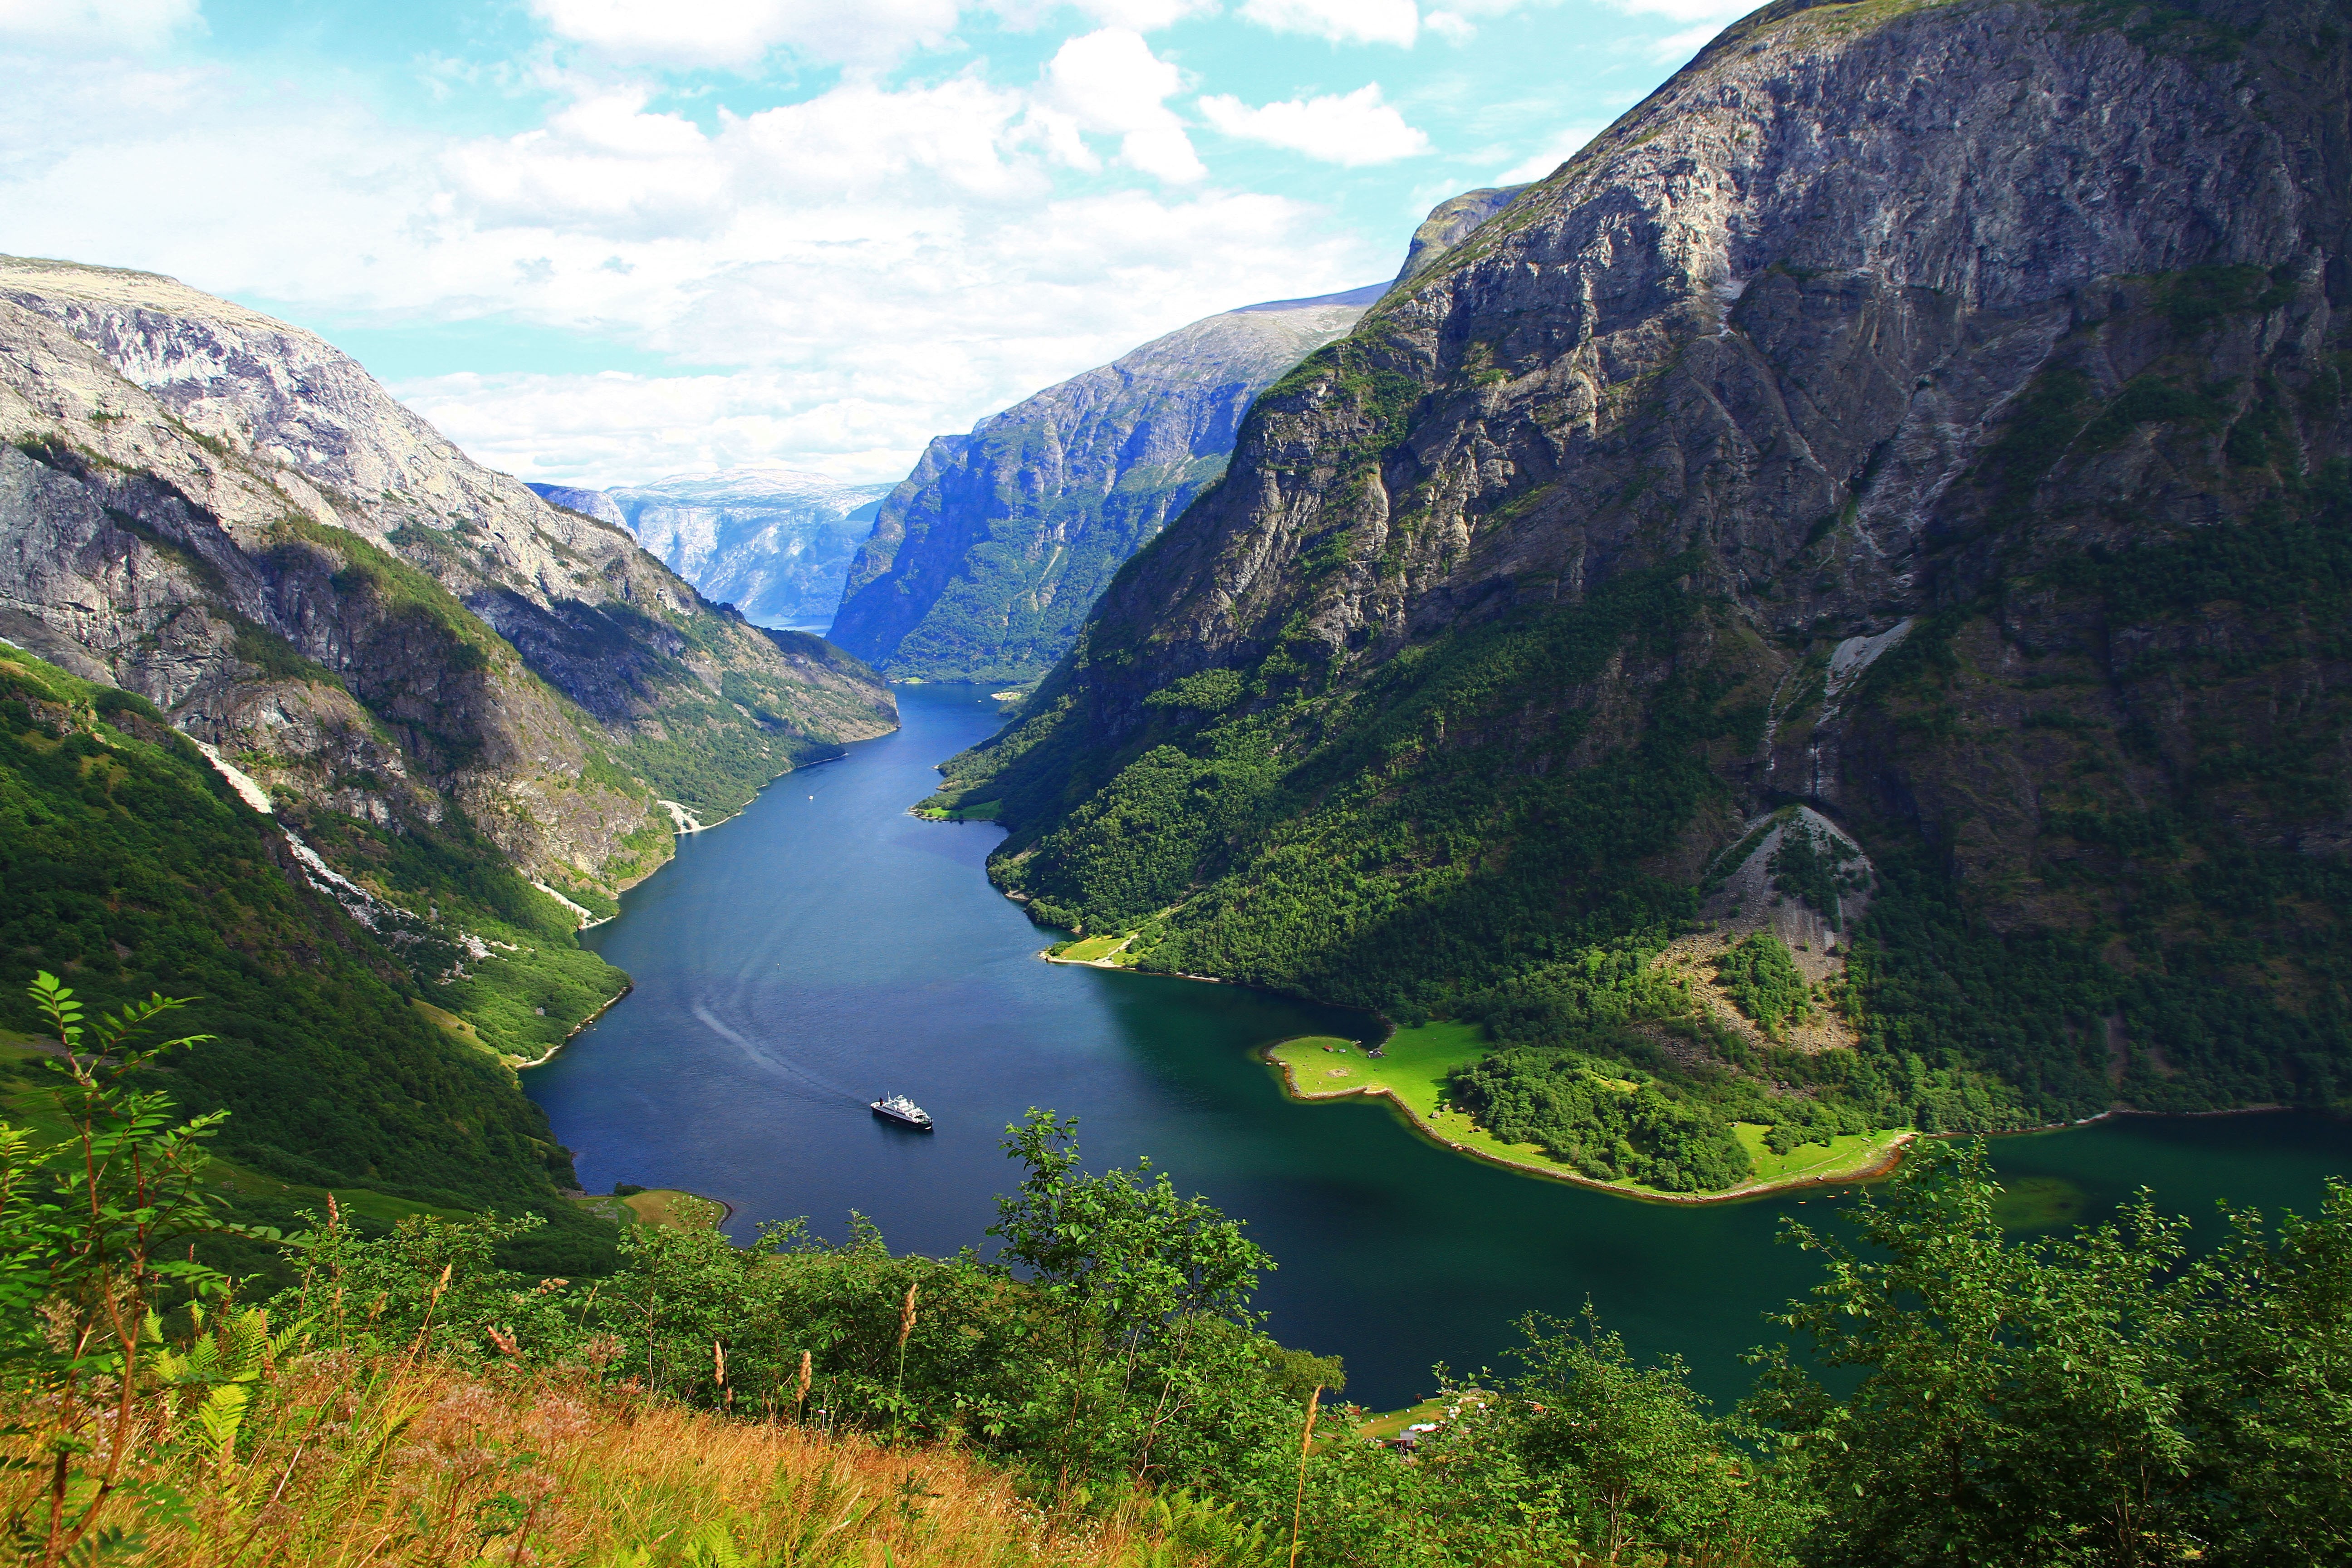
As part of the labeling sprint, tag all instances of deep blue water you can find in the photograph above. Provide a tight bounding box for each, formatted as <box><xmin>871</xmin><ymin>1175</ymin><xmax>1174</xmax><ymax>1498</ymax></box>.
<box><xmin>526</xmin><ymin>684</ymin><xmax>2352</xmax><ymax>1411</ymax></box>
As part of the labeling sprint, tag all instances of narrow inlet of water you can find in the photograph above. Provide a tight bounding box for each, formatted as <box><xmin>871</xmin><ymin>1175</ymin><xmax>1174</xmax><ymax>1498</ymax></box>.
<box><xmin>526</xmin><ymin>684</ymin><xmax>2352</xmax><ymax>1410</ymax></box>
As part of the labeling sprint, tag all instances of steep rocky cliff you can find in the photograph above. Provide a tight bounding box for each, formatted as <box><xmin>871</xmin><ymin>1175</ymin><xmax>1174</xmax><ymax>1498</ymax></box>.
<box><xmin>1395</xmin><ymin>185</ymin><xmax>1526</xmax><ymax>283</ymax></box>
<box><xmin>938</xmin><ymin>0</ymin><xmax>2352</xmax><ymax>1180</ymax></box>
<box><xmin>829</xmin><ymin>285</ymin><xmax>1386</xmax><ymax>683</ymax></box>
<box><xmin>538</xmin><ymin>470</ymin><xmax>892</xmax><ymax>632</ymax></box>
<box><xmin>0</xmin><ymin>257</ymin><xmax>893</xmax><ymax>887</ymax></box>
<box><xmin>0</xmin><ymin>255</ymin><xmax>895</xmax><ymax>1068</ymax></box>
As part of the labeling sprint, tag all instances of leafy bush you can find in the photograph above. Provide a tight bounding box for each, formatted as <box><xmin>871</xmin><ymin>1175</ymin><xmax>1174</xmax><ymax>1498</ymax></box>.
<box><xmin>7</xmin><ymin>1035</ymin><xmax>2348</xmax><ymax>1567</ymax></box>
<box><xmin>1448</xmin><ymin>1051</ymin><xmax>1754</xmax><ymax>1191</ymax></box>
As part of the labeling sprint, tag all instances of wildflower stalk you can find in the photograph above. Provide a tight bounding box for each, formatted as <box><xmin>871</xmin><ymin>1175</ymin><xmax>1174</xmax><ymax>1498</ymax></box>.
<box><xmin>1288</xmin><ymin>1385</ymin><xmax>1321</xmax><ymax>1568</ymax></box>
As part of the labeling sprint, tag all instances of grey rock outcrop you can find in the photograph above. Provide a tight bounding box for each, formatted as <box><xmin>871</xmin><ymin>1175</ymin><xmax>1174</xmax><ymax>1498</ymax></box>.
<box><xmin>1039</xmin><ymin>0</ymin><xmax>2346</xmax><ymax>816</ymax></box>
<box><xmin>828</xmin><ymin>287</ymin><xmax>1383</xmax><ymax>682</ymax></box>
<box><xmin>0</xmin><ymin>255</ymin><xmax>895</xmax><ymax>903</ymax></box>
<box><xmin>1394</xmin><ymin>186</ymin><xmax>1527</xmax><ymax>283</ymax></box>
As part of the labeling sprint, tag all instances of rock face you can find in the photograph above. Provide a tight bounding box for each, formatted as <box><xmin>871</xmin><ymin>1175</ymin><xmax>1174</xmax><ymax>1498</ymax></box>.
<box><xmin>941</xmin><ymin>0</ymin><xmax>2352</xmax><ymax>1133</ymax></box>
<box><xmin>548</xmin><ymin>470</ymin><xmax>892</xmax><ymax>632</ymax></box>
<box><xmin>0</xmin><ymin>255</ymin><xmax>897</xmax><ymax>910</ymax></box>
<box><xmin>1395</xmin><ymin>185</ymin><xmax>1526</xmax><ymax>283</ymax></box>
<box><xmin>828</xmin><ymin>284</ymin><xmax>1387</xmax><ymax>683</ymax></box>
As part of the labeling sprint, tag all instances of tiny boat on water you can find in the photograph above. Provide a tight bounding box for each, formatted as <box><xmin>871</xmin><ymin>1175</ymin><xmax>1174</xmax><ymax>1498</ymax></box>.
<box><xmin>870</xmin><ymin>1093</ymin><xmax>934</xmax><ymax>1131</ymax></box>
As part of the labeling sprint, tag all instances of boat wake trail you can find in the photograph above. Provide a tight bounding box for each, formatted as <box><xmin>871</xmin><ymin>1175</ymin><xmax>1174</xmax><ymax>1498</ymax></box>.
<box><xmin>691</xmin><ymin>1005</ymin><xmax>858</xmax><ymax>1104</ymax></box>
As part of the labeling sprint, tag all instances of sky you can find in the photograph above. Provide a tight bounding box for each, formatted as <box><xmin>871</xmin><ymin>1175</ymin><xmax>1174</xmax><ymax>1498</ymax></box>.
<box><xmin>0</xmin><ymin>0</ymin><xmax>1754</xmax><ymax>489</ymax></box>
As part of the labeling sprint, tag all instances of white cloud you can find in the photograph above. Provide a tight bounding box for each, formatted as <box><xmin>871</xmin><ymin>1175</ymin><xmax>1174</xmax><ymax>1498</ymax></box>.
<box><xmin>528</xmin><ymin>0</ymin><xmax>963</xmax><ymax>70</ymax></box>
<box><xmin>991</xmin><ymin>0</ymin><xmax>1219</xmax><ymax>25</ymax></box>
<box><xmin>1397</xmin><ymin>0</ymin><xmax>1576</xmax><ymax>45</ymax></box>
<box><xmin>1032</xmin><ymin>29</ymin><xmax>1205</xmax><ymax>182</ymax></box>
<box><xmin>1644</xmin><ymin>19</ymin><xmax>1734</xmax><ymax>59</ymax></box>
<box><xmin>1495</xmin><ymin>120</ymin><xmax>1601</xmax><ymax>182</ymax></box>
<box><xmin>1198</xmin><ymin>84</ymin><xmax>1428</xmax><ymax>167</ymax></box>
<box><xmin>397</xmin><ymin>187</ymin><xmax>1357</xmax><ymax>484</ymax></box>
<box><xmin>1599</xmin><ymin>0</ymin><xmax>1749</xmax><ymax>55</ymax></box>
<box><xmin>395</xmin><ymin>368</ymin><xmax>929</xmax><ymax>488</ymax></box>
<box><xmin>725</xmin><ymin>73</ymin><xmax>1040</xmax><ymax>201</ymax></box>
<box><xmin>0</xmin><ymin>0</ymin><xmax>199</xmax><ymax>50</ymax></box>
<box><xmin>1079</xmin><ymin>0</ymin><xmax>1219</xmax><ymax>23</ymax></box>
<box><xmin>0</xmin><ymin>45</ymin><xmax>1374</xmax><ymax>489</ymax></box>
<box><xmin>1603</xmin><ymin>0</ymin><xmax>1747</xmax><ymax>19</ymax></box>
<box><xmin>1238</xmin><ymin>0</ymin><xmax>1419</xmax><ymax>48</ymax></box>
<box><xmin>447</xmin><ymin>90</ymin><xmax>736</xmax><ymax>241</ymax></box>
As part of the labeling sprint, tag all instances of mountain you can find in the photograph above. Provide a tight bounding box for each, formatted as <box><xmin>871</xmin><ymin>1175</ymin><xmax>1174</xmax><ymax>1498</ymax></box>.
<box><xmin>929</xmin><ymin>0</ymin><xmax>2352</xmax><ymax>1185</ymax></box>
<box><xmin>0</xmin><ymin>255</ymin><xmax>893</xmax><ymax>887</ymax></box>
<box><xmin>0</xmin><ymin>255</ymin><xmax>895</xmax><ymax>1187</ymax></box>
<box><xmin>828</xmin><ymin>284</ymin><xmax>1387</xmax><ymax>684</ymax></box>
<box><xmin>0</xmin><ymin>646</ymin><xmax>613</xmax><ymax>1273</ymax></box>
<box><xmin>1395</xmin><ymin>185</ymin><xmax>1526</xmax><ymax>283</ymax></box>
<box><xmin>534</xmin><ymin>470</ymin><xmax>894</xmax><ymax>632</ymax></box>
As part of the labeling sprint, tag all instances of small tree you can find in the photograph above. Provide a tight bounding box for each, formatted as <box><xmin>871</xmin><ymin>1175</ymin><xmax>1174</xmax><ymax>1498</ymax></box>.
<box><xmin>1</xmin><ymin>972</ymin><xmax>234</xmax><ymax>1566</ymax></box>
<box><xmin>987</xmin><ymin>1110</ymin><xmax>1276</xmax><ymax>1497</ymax></box>
<box><xmin>1512</xmin><ymin>1305</ymin><xmax>1787</xmax><ymax>1563</ymax></box>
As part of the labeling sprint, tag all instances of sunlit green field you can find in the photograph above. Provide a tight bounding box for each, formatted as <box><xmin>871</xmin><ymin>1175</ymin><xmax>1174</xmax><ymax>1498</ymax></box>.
<box><xmin>1733</xmin><ymin>1122</ymin><xmax>1912</xmax><ymax>1188</ymax></box>
<box><xmin>1054</xmin><ymin>933</ymin><xmax>1134</xmax><ymax>964</ymax></box>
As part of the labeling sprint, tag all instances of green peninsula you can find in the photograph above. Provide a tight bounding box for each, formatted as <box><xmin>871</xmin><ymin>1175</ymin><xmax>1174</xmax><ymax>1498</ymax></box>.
<box><xmin>1266</xmin><ymin>1026</ymin><xmax>1908</xmax><ymax>1202</ymax></box>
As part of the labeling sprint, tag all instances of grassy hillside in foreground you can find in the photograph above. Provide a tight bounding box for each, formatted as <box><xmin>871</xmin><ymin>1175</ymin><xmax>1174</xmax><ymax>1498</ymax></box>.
<box><xmin>85</xmin><ymin>1352</ymin><xmax>1220</xmax><ymax>1568</ymax></box>
<box><xmin>11</xmin><ymin>1087</ymin><xmax>2347</xmax><ymax>1568</ymax></box>
<box><xmin>0</xmin><ymin>649</ymin><xmax>616</xmax><ymax>1273</ymax></box>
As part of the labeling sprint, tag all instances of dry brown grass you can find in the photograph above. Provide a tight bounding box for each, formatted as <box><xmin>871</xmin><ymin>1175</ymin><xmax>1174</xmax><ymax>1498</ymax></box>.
<box><xmin>53</xmin><ymin>1352</ymin><xmax>1208</xmax><ymax>1568</ymax></box>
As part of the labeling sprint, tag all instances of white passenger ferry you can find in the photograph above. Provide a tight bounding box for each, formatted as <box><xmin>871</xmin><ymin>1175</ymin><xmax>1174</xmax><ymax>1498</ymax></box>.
<box><xmin>870</xmin><ymin>1093</ymin><xmax>934</xmax><ymax>1131</ymax></box>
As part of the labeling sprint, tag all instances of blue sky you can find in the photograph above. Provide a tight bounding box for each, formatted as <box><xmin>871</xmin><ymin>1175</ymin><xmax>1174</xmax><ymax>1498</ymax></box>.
<box><xmin>0</xmin><ymin>0</ymin><xmax>1750</xmax><ymax>486</ymax></box>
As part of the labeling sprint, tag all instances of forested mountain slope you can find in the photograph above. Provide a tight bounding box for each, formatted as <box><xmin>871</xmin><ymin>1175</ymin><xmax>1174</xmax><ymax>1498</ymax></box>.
<box><xmin>0</xmin><ymin>647</ymin><xmax>610</xmax><ymax>1269</ymax></box>
<box><xmin>934</xmin><ymin>0</ymin><xmax>2352</xmax><ymax>1187</ymax></box>
<box><xmin>829</xmin><ymin>286</ymin><xmax>1383</xmax><ymax>683</ymax></box>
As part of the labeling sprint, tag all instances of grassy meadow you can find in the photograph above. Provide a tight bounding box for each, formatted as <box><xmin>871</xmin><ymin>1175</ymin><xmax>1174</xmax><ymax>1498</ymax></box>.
<box><xmin>1051</xmin><ymin>933</ymin><xmax>1137</xmax><ymax>965</ymax></box>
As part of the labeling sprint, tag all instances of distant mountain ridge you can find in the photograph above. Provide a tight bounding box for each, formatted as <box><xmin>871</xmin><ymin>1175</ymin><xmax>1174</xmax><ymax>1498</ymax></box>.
<box><xmin>532</xmin><ymin>470</ymin><xmax>892</xmax><ymax>631</ymax></box>
<box><xmin>531</xmin><ymin>482</ymin><xmax>627</xmax><ymax>528</ymax></box>
<box><xmin>826</xmin><ymin>287</ymin><xmax>1395</xmax><ymax>684</ymax></box>
<box><xmin>825</xmin><ymin>202</ymin><xmax>1540</xmax><ymax>686</ymax></box>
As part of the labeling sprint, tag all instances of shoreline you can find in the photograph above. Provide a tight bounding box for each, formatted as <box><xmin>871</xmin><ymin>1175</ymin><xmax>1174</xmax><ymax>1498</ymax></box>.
<box><xmin>513</xmin><ymin>982</ymin><xmax>633</xmax><ymax>1071</ymax></box>
<box><xmin>1038</xmin><ymin>938</ymin><xmax>1231</xmax><ymax>985</ymax></box>
<box><xmin>1033</xmin><ymin>943</ymin><xmax>2325</xmax><ymax>1203</ymax></box>
<box><xmin>1260</xmin><ymin>1041</ymin><xmax>1915</xmax><ymax>1206</ymax></box>
<box><xmin>1957</xmin><ymin>1100</ymin><xmax>2307</xmax><ymax>1141</ymax></box>
<box><xmin>660</xmin><ymin>751</ymin><xmax>854</xmax><ymax>842</ymax></box>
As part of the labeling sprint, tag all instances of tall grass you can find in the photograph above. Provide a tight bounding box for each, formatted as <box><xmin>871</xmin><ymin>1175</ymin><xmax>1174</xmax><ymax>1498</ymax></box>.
<box><xmin>33</xmin><ymin>1350</ymin><xmax>1266</xmax><ymax>1567</ymax></box>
